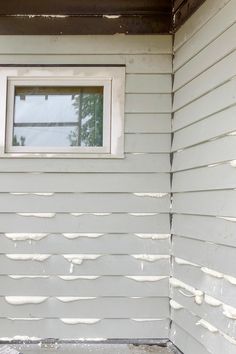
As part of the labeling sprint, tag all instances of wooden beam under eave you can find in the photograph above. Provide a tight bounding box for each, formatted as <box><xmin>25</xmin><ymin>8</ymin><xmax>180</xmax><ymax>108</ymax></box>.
<box><xmin>0</xmin><ymin>15</ymin><xmax>172</xmax><ymax>35</ymax></box>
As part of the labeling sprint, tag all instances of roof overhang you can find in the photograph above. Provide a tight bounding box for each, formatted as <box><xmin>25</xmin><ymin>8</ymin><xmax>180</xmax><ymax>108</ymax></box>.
<box><xmin>0</xmin><ymin>0</ymin><xmax>206</xmax><ymax>34</ymax></box>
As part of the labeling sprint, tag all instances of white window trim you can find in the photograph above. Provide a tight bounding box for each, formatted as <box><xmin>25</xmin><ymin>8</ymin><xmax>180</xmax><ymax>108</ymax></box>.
<box><xmin>0</xmin><ymin>66</ymin><xmax>125</xmax><ymax>158</ymax></box>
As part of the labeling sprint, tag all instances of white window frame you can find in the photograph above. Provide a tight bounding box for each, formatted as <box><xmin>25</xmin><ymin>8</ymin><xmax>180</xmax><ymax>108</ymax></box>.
<box><xmin>0</xmin><ymin>66</ymin><xmax>125</xmax><ymax>158</ymax></box>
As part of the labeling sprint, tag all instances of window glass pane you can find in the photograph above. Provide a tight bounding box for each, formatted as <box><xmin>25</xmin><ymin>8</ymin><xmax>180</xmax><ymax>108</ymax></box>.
<box><xmin>12</xmin><ymin>86</ymin><xmax>103</xmax><ymax>147</ymax></box>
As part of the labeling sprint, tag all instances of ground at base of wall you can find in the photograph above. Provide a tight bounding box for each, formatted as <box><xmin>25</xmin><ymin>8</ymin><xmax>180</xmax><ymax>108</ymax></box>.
<box><xmin>0</xmin><ymin>343</ymin><xmax>181</xmax><ymax>354</ymax></box>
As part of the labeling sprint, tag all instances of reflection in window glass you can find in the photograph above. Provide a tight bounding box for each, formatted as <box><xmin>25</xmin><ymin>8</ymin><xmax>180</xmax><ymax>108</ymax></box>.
<box><xmin>12</xmin><ymin>86</ymin><xmax>103</xmax><ymax>147</ymax></box>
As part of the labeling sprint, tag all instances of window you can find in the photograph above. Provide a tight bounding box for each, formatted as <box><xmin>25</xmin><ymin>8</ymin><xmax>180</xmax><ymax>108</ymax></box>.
<box><xmin>0</xmin><ymin>67</ymin><xmax>125</xmax><ymax>158</ymax></box>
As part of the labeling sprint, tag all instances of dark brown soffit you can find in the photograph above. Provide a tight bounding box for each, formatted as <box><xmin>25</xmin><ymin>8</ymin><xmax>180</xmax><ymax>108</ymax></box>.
<box><xmin>0</xmin><ymin>0</ymin><xmax>206</xmax><ymax>34</ymax></box>
<box><xmin>173</xmin><ymin>0</ymin><xmax>207</xmax><ymax>30</ymax></box>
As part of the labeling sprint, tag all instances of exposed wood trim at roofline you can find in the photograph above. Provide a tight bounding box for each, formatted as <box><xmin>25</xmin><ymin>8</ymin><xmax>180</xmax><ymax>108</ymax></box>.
<box><xmin>0</xmin><ymin>15</ymin><xmax>172</xmax><ymax>35</ymax></box>
<box><xmin>173</xmin><ymin>0</ymin><xmax>207</xmax><ymax>30</ymax></box>
<box><xmin>0</xmin><ymin>0</ymin><xmax>206</xmax><ymax>34</ymax></box>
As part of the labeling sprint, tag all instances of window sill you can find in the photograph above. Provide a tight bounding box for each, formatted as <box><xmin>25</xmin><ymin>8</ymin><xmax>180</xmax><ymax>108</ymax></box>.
<box><xmin>0</xmin><ymin>152</ymin><xmax>125</xmax><ymax>159</ymax></box>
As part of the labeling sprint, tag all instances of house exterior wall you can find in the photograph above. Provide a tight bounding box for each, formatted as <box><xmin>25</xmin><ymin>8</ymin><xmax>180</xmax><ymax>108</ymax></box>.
<box><xmin>0</xmin><ymin>35</ymin><xmax>172</xmax><ymax>339</ymax></box>
<box><xmin>171</xmin><ymin>0</ymin><xmax>236</xmax><ymax>353</ymax></box>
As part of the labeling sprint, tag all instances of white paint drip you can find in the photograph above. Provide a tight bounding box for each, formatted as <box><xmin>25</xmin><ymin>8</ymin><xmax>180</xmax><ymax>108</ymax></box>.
<box><xmin>70</xmin><ymin>213</ymin><xmax>85</xmax><ymax>216</ymax></box>
<box><xmin>63</xmin><ymin>254</ymin><xmax>101</xmax><ymax>265</ymax></box>
<box><xmin>17</xmin><ymin>213</ymin><xmax>55</xmax><ymax>218</ymax></box>
<box><xmin>60</xmin><ymin>318</ymin><xmax>100</xmax><ymax>325</ymax></box>
<box><xmin>126</xmin><ymin>276</ymin><xmax>168</xmax><ymax>282</ymax></box>
<box><xmin>230</xmin><ymin>160</ymin><xmax>236</xmax><ymax>167</ymax></box>
<box><xmin>204</xmin><ymin>295</ymin><xmax>222</xmax><ymax>307</ymax></box>
<box><xmin>129</xmin><ymin>213</ymin><xmax>157</xmax><ymax>216</ymax></box>
<box><xmin>63</xmin><ymin>233</ymin><xmax>104</xmax><ymax>239</ymax></box>
<box><xmin>228</xmin><ymin>131</ymin><xmax>236</xmax><ymax>136</ymax></box>
<box><xmin>57</xmin><ymin>297</ymin><xmax>96</xmax><ymax>302</ymax></box>
<box><xmin>132</xmin><ymin>254</ymin><xmax>170</xmax><ymax>262</ymax></box>
<box><xmin>103</xmin><ymin>15</ymin><xmax>121</xmax><ymax>19</ymax></box>
<box><xmin>195</xmin><ymin>295</ymin><xmax>204</xmax><ymax>305</ymax></box>
<box><xmin>12</xmin><ymin>14</ymin><xmax>68</xmax><ymax>18</ymax></box>
<box><xmin>92</xmin><ymin>213</ymin><xmax>111</xmax><ymax>216</ymax></box>
<box><xmin>222</xmin><ymin>333</ymin><xmax>236</xmax><ymax>345</ymax></box>
<box><xmin>175</xmin><ymin>257</ymin><xmax>199</xmax><ymax>267</ymax></box>
<box><xmin>178</xmin><ymin>290</ymin><xmax>195</xmax><ymax>298</ymax></box>
<box><xmin>33</xmin><ymin>193</ymin><xmax>54</xmax><ymax>196</ymax></box>
<box><xmin>170</xmin><ymin>300</ymin><xmax>183</xmax><ymax>310</ymax></box>
<box><xmin>201</xmin><ymin>267</ymin><xmax>224</xmax><ymax>278</ymax></box>
<box><xmin>172</xmin><ymin>276</ymin><xmax>236</xmax><ymax>323</ymax></box>
<box><xmin>218</xmin><ymin>216</ymin><xmax>236</xmax><ymax>222</ymax></box>
<box><xmin>59</xmin><ymin>275</ymin><xmax>100</xmax><ymax>280</ymax></box>
<box><xmin>196</xmin><ymin>319</ymin><xmax>218</xmax><ymax>333</ymax></box>
<box><xmin>5</xmin><ymin>296</ymin><xmax>48</xmax><ymax>305</ymax></box>
<box><xmin>223</xmin><ymin>304</ymin><xmax>236</xmax><ymax>319</ymax></box>
<box><xmin>224</xmin><ymin>275</ymin><xmax>236</xmax><ymax>285</ymax></box>
<box><xmin>6</xmin><ymin>254</ymin><xmax>51</xmax><ymax>261</ymax></box>
<box><xmin>170</xmin><ymin>278</ymin><xmax>204</xmax><ymax>299</ymax></box>
<box><xmin>133</xmin><ymin>193</ymin><xmax>168</xmax><ymax>198</ymax></box>
<box><xmin>9</xmin><ymin>275</ymin><xmax>49</xmax><ymax>279</ymax></box>
<box><xmin>135</xmin><ymin>233</ymin><xmax>170</xmax><ymax>240</ymax></box>
<box><xmin>208</xmin><ymin>163</ymin><xmax>221</xmax><ymax>167</ymax></box>
<box><xmin>172</xmin><ymin>275</ymin><xmax>236</xmax><ymax>325</ymax></box>
<box><xmin>5</xmin><ymin>233</ymin><xmax>48</xmax><ymax>241</ymax></box>
<box><xmin>69</xmin><ymin>263</ymin><xmax>74</xmax><ymax>273</ymax></box>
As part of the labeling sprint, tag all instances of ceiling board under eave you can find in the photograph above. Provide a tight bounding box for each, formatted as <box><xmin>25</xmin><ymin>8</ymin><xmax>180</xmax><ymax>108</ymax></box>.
<box><xmin>0</xmin><ymin>0</ymin><xmax>172</xmax><ymax>35</ymax></box>
<box><xmin>0</xmin><ymin>0</ymin><xmax>207</xmax><ymax>34</ymax></box>
<box><xmin>0</xmin><ymin>0</ymin><xmax>172</xmax><ymax>16</ymax></box>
